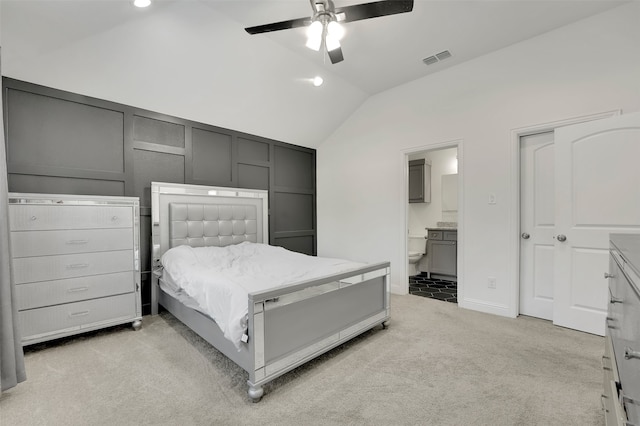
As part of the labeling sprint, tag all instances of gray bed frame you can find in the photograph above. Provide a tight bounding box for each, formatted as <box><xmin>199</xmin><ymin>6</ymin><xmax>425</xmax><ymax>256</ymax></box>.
<box><xmin>150</xmin><ymin>182</ymin><xmax>390</xmax><ymax>402</ymax></box>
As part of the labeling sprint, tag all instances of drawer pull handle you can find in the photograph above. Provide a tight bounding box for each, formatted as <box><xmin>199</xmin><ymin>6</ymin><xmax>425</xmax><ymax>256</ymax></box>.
<box><xmin>610</xmin><ymin>296</ymin><xmax>623</xmax><ymax>304</ymax></box>
<box><xmin>625</xmin><ymin>347</ymin><xmax>640</xmax><ymax>360</ymax></box>
<box><xmin>66</xmin><ymin>263</ymin><xmax>89</xmax><ymax>270</ymax></box>
<box><xmin>604</xmin><ymin>272</ymin><xmax>615</xmax><ymax>279</ymax></box>
<box><xmin>111</xmin><ymin>216</ymin><xmax>118</xmax><ymax>221</ymax></box>
<box><xmin>67</xmin><ymin>286</ymin><xmax>89</xmax><ymax>293</ymax></box>
<box><xmin>69</xmin><ymin>310</ymin><xmax>89</xmax><ymax>318</ymax></box>
<box><xmin>30</xmin><ymin>216</ymin><xmax>37</xmax><ymax>221</ymax></box>
<box><xmin>66</xmin><ymin>239</ymin><xmax>89</xmax><ymax>245</ymax></box>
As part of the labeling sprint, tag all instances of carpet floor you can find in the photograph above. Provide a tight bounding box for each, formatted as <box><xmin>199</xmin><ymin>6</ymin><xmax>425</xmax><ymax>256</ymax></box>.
<box><xmin>0</xmin><ymin>294</ymin><xmax>605</xmax><ymax>426</ymax></box>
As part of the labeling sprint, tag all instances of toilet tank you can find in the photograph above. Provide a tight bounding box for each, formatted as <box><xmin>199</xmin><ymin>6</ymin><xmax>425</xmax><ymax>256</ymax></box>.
<box><xmin>408</xmin><ymin>235</ymin><xmax>426</xmax><ymax>253</ymax></box>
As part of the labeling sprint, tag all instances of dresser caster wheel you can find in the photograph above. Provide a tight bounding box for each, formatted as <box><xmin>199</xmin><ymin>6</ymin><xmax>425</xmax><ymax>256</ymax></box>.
<box><xmin>382</xmin><ymin>320</ymin><xmax>389</xmax><ymax>330</ymax></box>
<box><xmin>132</xmin><ymin>319</ymin><xmax>142</xmax><ymax>331</ymax></box>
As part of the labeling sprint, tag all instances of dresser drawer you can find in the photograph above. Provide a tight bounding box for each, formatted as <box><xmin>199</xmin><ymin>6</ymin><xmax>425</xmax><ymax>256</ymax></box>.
<box><xmin>16</xmin><ymin>271</ymin><xmax>134</xmax><ymax>310</ymax></box>
<box><xmin>609</xmin><ymin>261</ymin><xmax>640</xmax><ymax>405</ymax></box>
<box><xmin>19</xmin><ymin>293</ymin><xmax>137</xmax><ymax>342</ymax></box>
<box><xmin>12</xmin><ymin>250</ymin><xmax>133</xmax><ymax>284</ymax></box>
<box><xmin>603</xmin><ymin>379</ymin><xmax>627</xmax><ymax>426</ymax></box>
<box><xmin>603</xmin><ymin>334</ymin><xmax>621</xmax><ymax>385</ymax></box>
<box><xmin>11</xmin><ymin>228</ymin><xmax>133</xmax><ymax>258</ymax></box>
<box><xmin>9</xmin><ymin>205</ymin><xmax>133</xmax><ymax>231</ymax></box>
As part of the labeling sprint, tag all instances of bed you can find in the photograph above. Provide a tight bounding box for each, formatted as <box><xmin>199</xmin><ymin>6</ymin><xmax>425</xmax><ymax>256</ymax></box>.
<box><xmin>150</xmin><ymin>182</ymin><xmax>390</xmax><ymax>401</ymax></box>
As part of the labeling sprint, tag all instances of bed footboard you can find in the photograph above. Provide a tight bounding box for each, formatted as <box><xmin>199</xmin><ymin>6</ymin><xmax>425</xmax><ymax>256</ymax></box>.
<box><xmin>246</xmin><ymin>261</ymin><xmax>390</xmax><ymax>401</ymax></box>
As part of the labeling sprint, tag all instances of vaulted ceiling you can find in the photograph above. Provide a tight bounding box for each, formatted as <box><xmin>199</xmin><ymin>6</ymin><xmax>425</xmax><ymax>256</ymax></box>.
<box><xmin>0</xmin><ymin>0</ymin><xmax>627</xmax><ymax>147</ymax></box>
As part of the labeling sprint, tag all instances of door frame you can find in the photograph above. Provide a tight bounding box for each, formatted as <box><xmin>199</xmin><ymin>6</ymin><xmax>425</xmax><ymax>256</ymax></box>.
<box><xmin>400</xmin><ymin>139</ymin><xmax>464</xmax><ymax>299</ymax></box>
<box><xmin>507</xmin><ymin>110</ymin><xmax>620</xmax><ymax>318</ymax></box>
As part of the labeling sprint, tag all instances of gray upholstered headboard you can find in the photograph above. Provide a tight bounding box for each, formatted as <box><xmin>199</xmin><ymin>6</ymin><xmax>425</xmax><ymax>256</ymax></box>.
<box><xmin>151</xmin><ymin>182</ymin><xmax>269</xmax><ymax>264</ymax></box>
<box><xmin>168</xmin><ymin>202</ymin><xmax>258</xmax><ymax>248</ymax></box>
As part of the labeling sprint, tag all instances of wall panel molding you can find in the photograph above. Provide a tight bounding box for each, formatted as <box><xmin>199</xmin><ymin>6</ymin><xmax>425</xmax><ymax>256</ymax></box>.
<box><xmin>2</xmin><ymin>77</ymin><xmax>317</xmax><ymax>313</ymax></box>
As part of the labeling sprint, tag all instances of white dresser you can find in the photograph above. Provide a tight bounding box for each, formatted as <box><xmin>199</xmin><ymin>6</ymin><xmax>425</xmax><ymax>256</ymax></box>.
<box><xmin>8</xmin><ymin>193</ymin><xmax>142</xmax><ymax>345</ymax></box>
<box><xmin>604</xmin><ymin>234</ymin><xmax>640</xmax><ymax>425</ymax></box>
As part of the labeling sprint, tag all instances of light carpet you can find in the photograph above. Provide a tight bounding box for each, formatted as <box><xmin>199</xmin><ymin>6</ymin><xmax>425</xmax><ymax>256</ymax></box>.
<box><xmin>0</xmin><ymin>294</ymin><xmax>605</xmax><ymax>425</ymax></box>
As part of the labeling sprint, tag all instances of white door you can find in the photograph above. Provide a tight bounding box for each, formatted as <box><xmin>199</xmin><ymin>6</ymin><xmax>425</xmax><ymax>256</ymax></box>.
<box><xmin>519</xmin><ymin>132</ymin><xmax>555</xmax><ymax>320</ymax></box>
<box><xmin>553</xmin><ymin>112</ymin><xmax>640</xmax><ymax>335</ymax></box>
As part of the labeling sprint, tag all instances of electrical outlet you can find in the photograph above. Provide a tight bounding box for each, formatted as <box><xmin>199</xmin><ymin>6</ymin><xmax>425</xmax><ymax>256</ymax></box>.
<box><xmin>488</xmin><ymin>277</ymin><xmax>496</xmax><ymax>289</ymax></box>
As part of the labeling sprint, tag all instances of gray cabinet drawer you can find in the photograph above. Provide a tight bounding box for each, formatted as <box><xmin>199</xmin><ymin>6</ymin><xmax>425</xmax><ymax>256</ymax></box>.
<box><xmin>428</xmin><ymin>231</ymin><xmax>442</xmax><ymax>240</ymax></box>
<box><xmin>11</xmin><ymin>228</ymin><xmax>133</xmax><ymax>257</ymax></box>
<box><xmin>9</xmin><ymin>205</ymin><xmax>133</xmax><ymax>231</ymax></box>
<box><xmin>443</xmin><ymin>231</ymin><xmax>457</xmax><ymax>241</ymax></box>
<box><xmin>12</xmin><ymin>250</ymin><xmax>133</xmax><ymax>284</ymax></box>
<box><xmin>427</xmin><ymin>230</ymin><xmax>457</xmax><ymax>241</ymax></box>
<box><xmin>16</xmin><ymin>271</ymin><xmax>134</xmax><ymax>310</ymax></box>
<box><xmin>19</xmin><ymin>293</ymin><xmax>137</xmax><ymax>342</ymax></box>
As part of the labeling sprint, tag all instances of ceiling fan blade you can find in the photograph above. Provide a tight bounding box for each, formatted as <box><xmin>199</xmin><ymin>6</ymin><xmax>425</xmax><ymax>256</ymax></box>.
<box><xmin>245</xmin><ymin>17</ymin><xmax>311</xmax><ymax>35</ymax></box>
<box><xmin>335</xmin><ymin>0</ymin><xmax>414</xmax><ymax>23</ymax></box>
<box><xmin>328</xmin><ymin>46</ymin><xmax>344</xmax><ymax>64</ymax></box>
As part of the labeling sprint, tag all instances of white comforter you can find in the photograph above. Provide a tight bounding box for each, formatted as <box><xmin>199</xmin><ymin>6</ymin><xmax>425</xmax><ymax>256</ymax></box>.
<box><xmin>160</xmin><ymin>242</ymin><xmax>365</xmax><ymax>350</ymax></box>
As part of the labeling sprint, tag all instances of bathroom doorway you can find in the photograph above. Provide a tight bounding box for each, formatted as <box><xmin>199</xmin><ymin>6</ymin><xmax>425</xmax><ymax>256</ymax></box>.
<box><xmin>403</xmin><ymin>141</ymin><xmax>463</xmax><ymax>304</ymax></box>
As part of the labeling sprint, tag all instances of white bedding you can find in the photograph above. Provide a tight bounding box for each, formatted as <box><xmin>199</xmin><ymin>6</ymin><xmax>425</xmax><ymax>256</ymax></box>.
<box><xmin>160</xmin><ymin>242</ymin><xmax>365</xmax><ymax>349</ymax></box>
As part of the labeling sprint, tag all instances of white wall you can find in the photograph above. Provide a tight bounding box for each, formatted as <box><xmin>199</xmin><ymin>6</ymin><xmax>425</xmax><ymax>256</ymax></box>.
<box><xmin>317</xmin><ymin>3</ymin><xmax>640</xmax><ymax>317</ymax></box>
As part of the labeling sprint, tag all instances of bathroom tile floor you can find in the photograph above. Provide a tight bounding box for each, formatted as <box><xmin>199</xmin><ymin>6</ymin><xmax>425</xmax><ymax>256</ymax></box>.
<box><xmin>409</xmin><ymin>273</ymin><xmax>457</xmax><ymax>303</ymax></box>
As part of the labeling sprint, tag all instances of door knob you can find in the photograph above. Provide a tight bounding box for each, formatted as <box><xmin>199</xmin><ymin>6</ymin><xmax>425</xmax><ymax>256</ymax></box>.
<box><xmin>521</xmin><ymin>233</ymin><xmax>530</xmax><ymax>239</ymax></box>
<box><xmin>625</xmin><ymin>347</ymin><xmax>640</xmax><ymax>360</ymax></box>
<box><xmin>555</xmin><ymin>234</ymin><xmax>567</xmax><ymax>242</ymax></box>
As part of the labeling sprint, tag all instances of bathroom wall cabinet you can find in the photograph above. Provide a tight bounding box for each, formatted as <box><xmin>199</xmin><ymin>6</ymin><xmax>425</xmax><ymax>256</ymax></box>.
<box><xmin>427</xmin><ymin>229</ymin><xmax>457</xmax><ymax>277</ymax></box>
<box><xmin>409</xmin><ymin>159</ymin><xmax>431</xmax><ymax>203</ymax></box>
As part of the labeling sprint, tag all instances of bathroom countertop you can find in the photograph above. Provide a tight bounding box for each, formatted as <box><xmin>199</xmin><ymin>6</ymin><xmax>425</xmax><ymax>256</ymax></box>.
<box><xmin>426</xmin><ymin>222</ymin><xmax>457</xmax><ymax>231</ymax></box>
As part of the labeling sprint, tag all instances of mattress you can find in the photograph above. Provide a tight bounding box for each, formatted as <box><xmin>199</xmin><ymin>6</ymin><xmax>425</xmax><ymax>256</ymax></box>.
<box><xmin>160</xmin><ymin>242</ymin><xmax>365</xmax><ymax>349</ymax></box>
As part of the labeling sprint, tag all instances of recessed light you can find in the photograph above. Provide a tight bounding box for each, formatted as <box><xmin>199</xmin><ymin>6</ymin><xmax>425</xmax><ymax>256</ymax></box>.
<box><xmin>312</xmin><ymin>76</ymin><xmax>324</xmax><ymax>87</ymax></box>
<box><xmin>134</xmin><ymin>0</ymin><xmax>151</xmax><ymax>8</ymax></box>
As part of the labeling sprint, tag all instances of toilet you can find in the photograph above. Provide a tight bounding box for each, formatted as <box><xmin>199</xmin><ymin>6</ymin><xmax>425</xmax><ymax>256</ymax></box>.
<box><xmin>408</xmin><ymin>235</ymin><xmax>426</xmax><ymax>277</ymax></box>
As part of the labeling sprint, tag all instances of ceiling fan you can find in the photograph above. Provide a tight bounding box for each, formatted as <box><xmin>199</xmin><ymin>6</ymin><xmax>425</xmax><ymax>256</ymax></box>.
<box><xmin>245</xmin><ymin>0</ymin><xmax>414</xmax><ymax>64</ymax></box>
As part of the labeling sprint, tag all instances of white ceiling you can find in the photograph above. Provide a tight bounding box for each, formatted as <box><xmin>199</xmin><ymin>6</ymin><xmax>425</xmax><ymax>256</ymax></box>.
<box><xmin>205</xmin><ymin>0</ymin><xmax>627</xmax><ymax>95</ymax></box>
<box><xmin>0</xmin><ymin>0</ymin><xmax>629</xmax><ymax>146</ymax></box>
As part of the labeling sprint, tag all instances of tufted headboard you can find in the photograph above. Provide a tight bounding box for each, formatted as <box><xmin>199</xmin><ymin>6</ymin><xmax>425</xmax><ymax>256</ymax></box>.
<box><xmin>168</xmin><ymin>202</ymin><xmax>258</xmax><ymax>248</ymax></box>
<box><xmin>151</xmin><ymin>182</ymin><xmax>268</xmax><ymax>265</ymax></box>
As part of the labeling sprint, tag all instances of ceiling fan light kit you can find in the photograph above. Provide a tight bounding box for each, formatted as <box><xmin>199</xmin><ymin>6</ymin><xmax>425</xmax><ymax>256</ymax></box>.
<box><xmin>245</xmin><ymin>0</ymin><xmax>414</xmax><ymax>64</ymax></box>
<box><xmin>306</xmin><ymin>21</ymin><xmax>324</xmax><ymax>51</ymax></box>
<box><xmin>133</xmin><ymin>0</ymin><xmax>151</xmax><ymax>8</ymax></box>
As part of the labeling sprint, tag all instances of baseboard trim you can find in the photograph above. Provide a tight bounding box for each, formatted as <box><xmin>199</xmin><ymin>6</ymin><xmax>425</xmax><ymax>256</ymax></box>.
<box><xmin>459</xmin><ymin>297</ymin><xmax>513</xmax><ymax>318</ymax></box>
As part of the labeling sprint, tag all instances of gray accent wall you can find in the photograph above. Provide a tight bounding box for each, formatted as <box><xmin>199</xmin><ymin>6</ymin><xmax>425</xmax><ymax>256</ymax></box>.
<box><xmin>2</xmin><ymin>77</ymin><xmax>317</xmax><ymax>314</ymax></box>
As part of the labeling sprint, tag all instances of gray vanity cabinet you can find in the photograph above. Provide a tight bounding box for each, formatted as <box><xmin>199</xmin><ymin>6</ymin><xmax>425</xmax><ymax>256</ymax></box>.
<box><xmin>409</xmin><ymin>159</ymin><xmax>431</xmax><ymax>203</ymax></box>
<box><xmin>427</xmin><ymin>229</ymin><xmax>457</xmax><ymax>277</ymax></box>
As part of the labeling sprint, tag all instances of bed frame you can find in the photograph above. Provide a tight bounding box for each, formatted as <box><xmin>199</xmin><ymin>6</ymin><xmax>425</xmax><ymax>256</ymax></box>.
<box><xmin>150</xmin><ymin>182</ymin><xmax>390</xmax><ymax>402</ymax></box>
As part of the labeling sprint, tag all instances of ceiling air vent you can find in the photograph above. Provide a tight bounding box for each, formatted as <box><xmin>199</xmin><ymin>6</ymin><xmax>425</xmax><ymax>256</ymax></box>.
<box><xmin>436</xmin><ymin>50</ymin><xmax>452</xmax><ymax>60</ymax></box>
<box><xmin>423</xmin><ymin>50</ymin><xmax>452</xmax><ymax>66</ymax></box>
<box><xmin>422</xmin><ymin>56</ymin><xmax>438</xmax><ymax>65</ymax></box>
